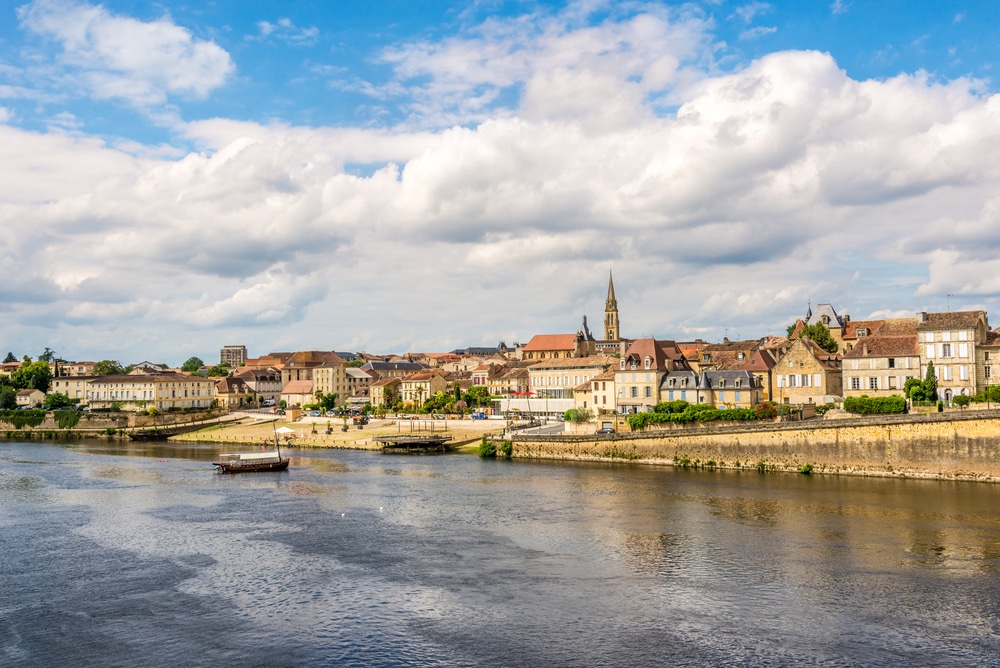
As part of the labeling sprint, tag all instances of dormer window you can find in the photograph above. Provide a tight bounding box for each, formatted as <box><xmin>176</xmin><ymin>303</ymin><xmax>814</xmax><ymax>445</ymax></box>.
<box><xmin>719</xmin><ymin>379</ymin><xmax>726</xmax><ymax>388</ymax></box>
<box><xmin>681</xmin><ymin>378</ymin><xmax>687</xmax><ymax>387</ymax></box>
<box><xmin>644</xmin><ymin>356</ymin><xmax>652</xmax><ymax>370</ymax></box>
<box><xmin>735</xmin><ymin>379</ymin><xmax>742</xmax><ymax>388</ymax></box>
<box><xmin>821</xmin><ymin>315</ymin><xmax>830</xmax><ymax>325</ymax></box>
<box><xmin>858</xmin><ymin>328</ymin><xmax>868</xmax><ymax>337</ymax></box>
<box><xmin>702</xmin><ymin>353</ymin><xmax>711</xmax><ymax>363</ymax></box>
<box><xmin>737</xmin><ymin>352</ymin><xmax>745</xmax><ymax>361</ymax></box>
<box><xmin>620</xmin><ymin>360</ymin><xmax>626</xmax><ymax>370</ymax></box>
<box><xmin>668</xmin><ymin>379</ymin><xmax>675</xmax><ymax>387</ymax></box>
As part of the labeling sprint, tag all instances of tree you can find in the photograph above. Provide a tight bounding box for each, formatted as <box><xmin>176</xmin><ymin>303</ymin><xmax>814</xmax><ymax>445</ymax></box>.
<box><xmin>92</xmin><ymin>360</ymin><xmax>129</xmax><ymax>376</ymax></box>
<box><xmin>791</xmin><ymin>322</ymin><xmax>838</xmax><ymax>353</ymax></box>
<box><xmin>317</xmin><ymin>392</ymin><xmax>339</xmax><ymax>412</ymax></box>
<box><xmin>181</xmin><ymin>356</ymin><xmax>205</xmax><ymax>373</ymax></box>
<box><xmin>0</xmin><ymin>387</ymin><xmax>15</xmax><ymax>409</ymax></box>
<box><xmin>465</xmin><ymin>385</ymin><xmax>491</xmax><ymax>409</ymax></box>
<box><xmin>44</xmin><ymin>392</ymin><xmax>77</xmax><ymax>409</ymax></box>
<box><xmin>38</xmin><ymin>347</ymin><xmax>57</xmax><ymax>362</ymax></box>
<box><xmin>3</xmin><ymin>352</ymin><xmax>16</xmax><ymax>363</ymax></box>
<box><xmin>205</xmin><ymin>363</ymin><xmax>232</xmax><ymax>377</ymax></box>
<box><xmin>923</xmin><ymin>361</ymin><xmax>938</xmax><ymax>401</ymax></box>
<box><xmin>11</xmin><ymin>360</ymin><xmax>52</xmax><ymax>392</ymax></box>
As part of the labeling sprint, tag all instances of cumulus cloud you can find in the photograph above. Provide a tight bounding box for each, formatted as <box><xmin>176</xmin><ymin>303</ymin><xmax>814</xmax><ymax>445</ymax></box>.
<box><xmin>17</xmin><ymin>0</ymin><xmax>233</xmax><ymax>107</ymax></box>
<box><xmin>4</xmin><ymin>3</ymin><xmax>1000</xmax><ymax>360</ymax></box>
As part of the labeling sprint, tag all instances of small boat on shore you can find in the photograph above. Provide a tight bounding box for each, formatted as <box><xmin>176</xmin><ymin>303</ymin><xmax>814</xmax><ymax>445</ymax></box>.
<box><xmin>129</xmin><ymin>429</ymin><xmax>177</xmax><ymax>442</ymax></box>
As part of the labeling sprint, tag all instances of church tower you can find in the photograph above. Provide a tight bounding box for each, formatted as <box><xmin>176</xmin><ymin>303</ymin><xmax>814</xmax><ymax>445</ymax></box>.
<box><xmin>604</xmin><ymin>271</ymin><xmax>620</xmax><ymax>341</ymax></box>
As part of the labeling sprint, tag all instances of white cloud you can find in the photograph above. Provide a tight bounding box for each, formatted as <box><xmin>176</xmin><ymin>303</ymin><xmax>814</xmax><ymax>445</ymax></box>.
<box><xmin>17</xmin><ymin>0</ymin><xmax>233</xmax><ymax>107</ymax></box>
<box><xmin>253</xmin><ymin>17</ymin><xmax>319</xmax><ymax>46</ymax></box>
<box><xmin>739</xmin><ymin>26</ymin><xmax>777</xmax><ymax>40</ymax></box>
<box><xmin>5</xmin><ymin>5</ymin><xmax>1000</xmax><ymax>359</ymax></box>
<box><xmin>731</xmin><ymin>2</ymin><xmax>773</xmax><ymax>23</ymax></box>
<box><xmin>0</xmin><ymin>107</ymin><xmax>12</xmax><ymax>123</ymax></box>
<box><xmin>371</xmin><ymin>4</ymin><xmax>714</xmax><ymax>127</ymax></box>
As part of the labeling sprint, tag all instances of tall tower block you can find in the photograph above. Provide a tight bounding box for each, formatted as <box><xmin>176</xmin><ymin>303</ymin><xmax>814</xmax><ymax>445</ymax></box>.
<box><xmin>604</xmin><ymin>271</ymin><xmax>620</xmax><ymax>341</ymax></box>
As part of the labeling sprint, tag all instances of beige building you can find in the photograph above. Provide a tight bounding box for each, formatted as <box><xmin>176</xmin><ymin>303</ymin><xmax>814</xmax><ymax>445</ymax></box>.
<box><xmin>281</xmin><ymin>351</ymin><xmax>346</xmax><ymax>386</ymax></box>
<box><xmin>280</xmin><ymin>379</ymin><xmax>314</xmax><ymax>407</ymax></box>
<box><xmin>237</xmin><ymin>368</ymin><xmax>282</xmax><ymax>406</ymax></box>
<box><xmin>842</xmin><ymin>326</ymin><xmax>920</xmax><ymax>398</ymax></box>
<box><xmin>660</xmin><ymin>370</ymin><xmax>761</xmax><ymax>408</ymax></box>
<box><xmin>50</xmin><ymin>375</ymin><xmax>95</xmax><ymax>405</ymax></box>
<box><xmin>614</xmin><ymin>338</ymin><xmax>690</xmax><ymax>414</ymax></box>
<box><xmin>917</xmin><ymin>310</ymin><xmax>989</xmax><ymax>402</ymax></box>
<box><xmin>313</xmin><ymin>361</ymin><xmax>348</xmax><ymax>404</ymax></box>
<box><xmin>215</xmin><ymin>376</ymin><xmax>254</xmax><ymax>410</ymax></box>
<box><xmin>370</xmin><ymin>378</ymin><xmax>401</xmax><ymax>410</ymax></box>
<box><xmin>529</xmin><ymin>355</ymin><xmax>615</xmax><ymax>401</ymax></box>
<box><xmin>773</xmin><ymin>338</ymin><xmax>842</xmax><ymax>405</ymax></box>
<box><xmin>220</xmin><ymin>345</ymin><xmax>248</xmax><ymax>367</ymax></box>
<box><xmin>399</xmin><ymin>372</ymin><xmax>448</xmax><ymax>408</ymax></box>
<box><xmin>17</xmin><ymin>388</ymin><xmax>45</xmax><ymax>408</ymax></box>
<box><xmin>87</xmin><ymin>373</ymin><xmax>214</xmax><ymax>411</ymax></box>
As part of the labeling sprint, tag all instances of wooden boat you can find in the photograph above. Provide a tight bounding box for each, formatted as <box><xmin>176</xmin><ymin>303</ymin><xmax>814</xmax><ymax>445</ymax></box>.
<box><xmin>129</xmin><ymin>429</ymin><xmax>177</xmax><ymax>442</ymax></box>
<box><xmin>213</xmin><ymin>450</ymin><xmax>289</xmax><ymax>473</ymax></box>
<box><xmin>214</xmin><ymin>422</ymin><xmax>290</xmax><ymax>473</ymax></box>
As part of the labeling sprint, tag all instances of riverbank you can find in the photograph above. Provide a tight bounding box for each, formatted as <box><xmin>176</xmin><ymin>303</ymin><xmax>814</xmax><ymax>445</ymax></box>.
<box><xmin>175</xmin><ymin>416</ymin><xmax>501</xmax><ymax>451</ymax></box>
<box><xmin>496</xmin><ymin>409</ymin><xmax>1000</xmax><ymax>482</ymax></box>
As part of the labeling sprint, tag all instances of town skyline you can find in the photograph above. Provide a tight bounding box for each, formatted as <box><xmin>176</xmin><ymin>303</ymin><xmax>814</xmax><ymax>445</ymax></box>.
<box><xmin>4</xmin><ymin>1</ymin><xmax>1000</xmax><ymax>362</ymax></box>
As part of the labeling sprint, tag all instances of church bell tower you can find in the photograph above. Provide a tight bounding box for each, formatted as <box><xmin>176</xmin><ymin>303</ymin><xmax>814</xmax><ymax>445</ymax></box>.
<box><xmin>604</xmin><ymin>271</ymin><xmax>620</xmax><ymax>341</ymax></box>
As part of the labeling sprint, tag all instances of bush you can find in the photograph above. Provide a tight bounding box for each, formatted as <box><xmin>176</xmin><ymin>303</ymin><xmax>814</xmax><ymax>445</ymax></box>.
<box><xmin>843</xmin><ymin>395</ymin><xmax>906</xmax><ymax>415</ymax></box>
<box><xmin>478</xmin><ymin>435</ymin><xmax>496</xmax><ymax>458</ymax></box>
<box><xmin>627</xmin><ymin>403</ymin><xmax>759</xmax><ymax>430</ymax></box>
<box><xmin>952</xmin><ymin>395</ymin><xmax>972</xmax><ymax>408</ymax></box>
<box><xmin>498</xmin><ymin>440</ymin><xmax>513</xmax><ymax>458</ymax></box>
<box><xmin>54</xmin><ymin>410</ymin><xmax>81</xmax><ymax>429</ymax></box>
<box><xmin>0</xmin><ymin>410</ymin><xmax>46</xmax><ymax>429</ymax></box>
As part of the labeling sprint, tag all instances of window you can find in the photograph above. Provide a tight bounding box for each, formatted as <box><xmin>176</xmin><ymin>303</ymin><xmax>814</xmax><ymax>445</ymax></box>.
<box><xmin>858</xmin><ymin>327</ymin><xmax>868</xmax><ymax>337</ymax></box>
<box><xmin>737</xmin><ymin>352</ymin><xmax>745</xmax><ymax>361</ymax></box>
<box><xmin>735</xmin><ymin>379</ymin><xmax>742</xmax><ymax>388</ymax></box>
<box><xmin>888</xmin><ymin>358</ymin><xmax>895</xmax><ymax>369</ymax></box>
<box><xmin>644</xmin><ymin>386</ymin><xmax>652</xmax><ymax>398</ymax></box>
<box><xmin>987</xmin><ymin>366</ymin><xmax>992</xmax><ymax>379</ymax></box>
<box><xmin>960</xmin><ymin>366</ymin><xmax>969</xmax><ymax>381</ymax></box>
<box><xmin>631</xmin><ymin>386</ymin><xmax>638</xmax><ymax>398</ymax></box>
<box><xmin>719</xmin><ymin>391</ymin><xmax>725</xmax><ymax>402</ymax></box>
<box><xmin>668</xmin><ymin>379</ymin><xmax>675</xmax><ymax>387</ymax></box>
<box><xmin>942</xmin><ymin>331</ymin><xmax>951</xmax><ymax>342</ymax></box>
<box><xmin>926</xmin><ymin>344</ymin><xmax>935</xmax><ymax>359</ymax></box>
<box><xmin>869</xmin><ymin>377</ymin><xmax>878</xmax><ymax>390</ymax></box>
<box><xmin>942</xmin><ymin>343</ymin><xmax>952</xmax><ymax>358</ymax></box>
<box><xmin>735</xmin><ymin>391</ymin><xmax>741</xmax><ymax>402</ymax></box>
<box><xmin>958</xmin><ymin>343</ymin><xmax>968</xmax><ymax>358</ymax></box>
<box><xmin>644</xmin><ymin>357</ymin><xmax>652</xmax><ymax>370</ymax></box>
<box><xmin>986</xmin><ymin>352</ymin><xmax>992</xmax><ymax>361</ymax></box>
<box><xmin>719</xmin><ymin>379</ymin><xmax>726</xmax><ymax>388</ymax></box>
<box><xmin>788</xmin><ymin>361</ymin><xmax>794</xmax><ymax>367</ymax></box>
<box><xmin>959</xmin><ymin>330</ymin><xmax>969</xmax><ymax>341</ymax></box>
<box><xmin>942</xmin><ymin>366</ymin><xmax>952</xmax><ymax>381</ymax></box>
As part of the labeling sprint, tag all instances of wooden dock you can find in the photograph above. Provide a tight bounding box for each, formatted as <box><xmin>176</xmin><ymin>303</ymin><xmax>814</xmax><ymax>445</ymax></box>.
<box><xmin>373</xmin><ymin>434</ymin><xmax>454</xmax><ymax>454</ymax></box>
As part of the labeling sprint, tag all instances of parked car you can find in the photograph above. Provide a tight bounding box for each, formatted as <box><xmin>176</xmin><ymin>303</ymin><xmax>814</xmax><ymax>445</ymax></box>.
<box><xmin>595</xmin><ymin>427</ymin><xmax>615</xmax><ymax>435</ymax></box>
<box><xmin>471</xmin><ymin>411</ymin><xmax>487</xmax><ymax>420</ymax></box>
<box><xmin>309</xmin><ymin>410</ymin><xmax>322</xmax><ymax>417</ymax></box>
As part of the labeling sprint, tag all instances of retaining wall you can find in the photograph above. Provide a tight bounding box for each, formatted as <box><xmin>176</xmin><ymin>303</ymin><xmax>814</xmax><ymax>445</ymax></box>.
<box><xmin>507</xmin><ymin>410</ymin><xmax>1000</xmax><ymax>480</ymax></box>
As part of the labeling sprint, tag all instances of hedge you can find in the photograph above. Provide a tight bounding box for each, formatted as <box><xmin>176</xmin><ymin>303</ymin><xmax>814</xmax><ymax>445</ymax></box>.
<box><xmin>843</xmin><ymin>395</ymin><xmax>906</xmax><ymax>415</ymax></box>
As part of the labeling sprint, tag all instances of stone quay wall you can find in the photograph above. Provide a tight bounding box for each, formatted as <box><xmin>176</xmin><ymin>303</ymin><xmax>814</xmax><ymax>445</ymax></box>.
<box><xmin>507</xmin><ymin>410</ymin><xmax>1000</xmax><ymax>481</ymax></box>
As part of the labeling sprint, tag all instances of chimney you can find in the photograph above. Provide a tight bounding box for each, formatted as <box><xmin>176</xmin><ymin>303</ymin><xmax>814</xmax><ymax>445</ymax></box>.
<box><xmin>862</xmin><ymin>342</ymin><xmax>868</xmax><ymax>356</ymax></box>
<box><xmin>918</xmin><ymin>312</ymin><xmax>928</xmax><ymax>323</ymax></box>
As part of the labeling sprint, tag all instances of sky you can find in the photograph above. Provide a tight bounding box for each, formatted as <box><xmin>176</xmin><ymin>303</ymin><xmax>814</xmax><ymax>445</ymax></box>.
<box><xmin>3</xmin><ymin>0</ymin><xmax>1000</xmax><ymax>365</ymax></box>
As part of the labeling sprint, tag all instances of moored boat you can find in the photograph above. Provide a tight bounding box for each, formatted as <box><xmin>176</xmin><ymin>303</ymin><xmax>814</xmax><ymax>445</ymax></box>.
<box><xmin>213</xmin><ymin>450</ymin><xmax>289</xmax><ymax>473</ymax></box>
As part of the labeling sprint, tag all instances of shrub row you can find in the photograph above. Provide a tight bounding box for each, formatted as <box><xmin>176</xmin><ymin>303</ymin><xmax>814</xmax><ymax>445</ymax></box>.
<box><xmin>843</xmin><ymin>395</ymin><xmax>906</xmax><ymax>414</ymax></box>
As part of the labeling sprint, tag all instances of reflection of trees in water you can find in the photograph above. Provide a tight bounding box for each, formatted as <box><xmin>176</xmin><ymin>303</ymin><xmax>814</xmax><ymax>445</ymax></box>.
<box><xmin>704</xmin><ymin>496</ymin><xmax>780</xmax><ymax>527</ymax></box>
<box><xmin>619</xmin><ymin>531</ymin><xmax>688</xmax><ymax>576</ymax></box>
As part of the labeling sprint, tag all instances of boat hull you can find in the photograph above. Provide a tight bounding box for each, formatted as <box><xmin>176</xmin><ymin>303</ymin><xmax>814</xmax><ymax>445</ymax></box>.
<box><xmin>213</xmin><ymin>458</ymin><xmax>290</xmax><ymax>473</ymax></box>
<box><xmin>129</xmin><ymin>431</ymin><xmax>177</xmax><ymax>441</ymax></box>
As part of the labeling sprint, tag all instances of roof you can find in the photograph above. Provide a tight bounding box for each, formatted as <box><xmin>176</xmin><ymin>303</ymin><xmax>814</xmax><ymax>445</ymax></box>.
<box><xmin>344</xmin><ymin>368</ymin><xmax>372</xmax><ymax>380</ymax></box>
<box><xmin>284</xmin><ymin>351</ymin><xmax>346</xmax><ymax>368</ymax></box>
<box><xmin>401</xmin><ymin>372</ymin><xmax>444</xmax><ymax>382</ymax></box>
<box><xmin>215</xmin><ymin>376</ymin><xmax>249</xmax><ymax>392</ymax></box>
<box><xmin>281</xmin><ymin>379</ymin><xmax>314</xmax><ymax>394</ymax></box>
<box><xmin>621</xmin><ymin>338</ymin><xmax>687</xmax><ymax>371</ymax></box>
<box><xmin>521</xmin><ymin>334</ymin><xmax>577</xmax><ymax>352</ymax></box>
<box><xmin>805</xmin><ymin>303</ymin><xmax>845</xmax><ymax>329</ymax></box>
<box><xmin>842</xmin><ymin>335</ymin><xmax>919</xmax><ymax>358</ymax></box>
<box><xmin>916</xmin><ymin>310</ymin><xmax>987</xmax><ymax>331</ymax></box>
<box><xmin>363</xmin><ymin>361</ymin><xmax>424</xmax><ymax>371</ymax></box>
<box><xmin>371</xmin><ymin>378</ymin><xmax>401</xmax><ymax>388</ymax></box>
<box><xmin>87</xmin><ymin>372</ymin><xmax>209</xmax><ymax>384</ymax></box>
<box><xmin>527</xmin><ymin>355</ymin><xmax>615</xmax><ymax>370</ymax></box>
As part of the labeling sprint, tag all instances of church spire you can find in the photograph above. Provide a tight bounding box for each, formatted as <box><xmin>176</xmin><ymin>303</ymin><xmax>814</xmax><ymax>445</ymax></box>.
<box><xmin>604</xmin><ymin>270</ymin><xmax>620</xmax><ymax>341</ymax></box>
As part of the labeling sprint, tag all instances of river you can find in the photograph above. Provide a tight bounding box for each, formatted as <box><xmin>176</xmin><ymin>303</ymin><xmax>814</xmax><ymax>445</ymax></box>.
<box><xmin>2</xmin><ymin>439</ymin><xmax>999</xmax><ymax>667</ymax></box>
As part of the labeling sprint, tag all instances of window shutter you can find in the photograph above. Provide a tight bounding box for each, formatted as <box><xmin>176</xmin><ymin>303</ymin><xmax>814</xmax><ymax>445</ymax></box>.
<box><xmin>926</xmin><ymin>344</ymin><xmax>935</xmax><ymax>359</ymax></box>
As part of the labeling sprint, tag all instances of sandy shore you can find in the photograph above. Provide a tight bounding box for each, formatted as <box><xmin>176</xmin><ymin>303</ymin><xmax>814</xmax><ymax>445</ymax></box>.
<box><xmin>176</xmin><ymin>415</ymin><xmax>505</xmax><ymax>450</ymax></box>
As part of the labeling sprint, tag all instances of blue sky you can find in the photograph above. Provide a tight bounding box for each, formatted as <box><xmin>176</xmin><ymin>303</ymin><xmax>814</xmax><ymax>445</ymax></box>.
<box><xmin>2</xmin><ymin>0</ymin><xmax>1000</xmax><ymax>364</ymax></box>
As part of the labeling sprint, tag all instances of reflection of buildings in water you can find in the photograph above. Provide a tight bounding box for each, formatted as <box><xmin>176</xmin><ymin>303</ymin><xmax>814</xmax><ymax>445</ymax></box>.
<box><xmin>703</xmin><ymin>496</ymin><xmax>781</xmax><ymax>527</ymax></box>
<box><xmin>619</xmin><ymin>531</ymin><xmax>689</xmax><ymax>577</ymax></box>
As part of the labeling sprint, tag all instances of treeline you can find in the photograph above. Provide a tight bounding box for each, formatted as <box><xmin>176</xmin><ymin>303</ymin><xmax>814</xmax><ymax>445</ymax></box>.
<box><xmin>626</xmin><ymin>400</ymin><xmax>779</xmax><ymax>431</ymax></box>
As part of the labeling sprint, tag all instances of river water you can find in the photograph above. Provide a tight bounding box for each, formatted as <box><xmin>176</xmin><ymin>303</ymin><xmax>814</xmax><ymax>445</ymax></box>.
<box><xmin>2</xmin><ymin>440</ymin><xmax>1000</xmax><ymax>667</ymax></box>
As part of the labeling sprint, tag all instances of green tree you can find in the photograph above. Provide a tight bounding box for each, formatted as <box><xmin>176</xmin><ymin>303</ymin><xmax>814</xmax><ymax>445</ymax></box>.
<box><xmin>3</xmin><ymin>352</ymin><xmax>16</xmax><ymax>363</ymax></box>
<box><xmin>92</xmin><ymin>360</ymin><xmax>129</xmax><ymax>376</ymax></box>
<box><xmin>348</xmin><ymin>359</ymin><xmax>365</xmax><ymax>368</ymax></box>
<box><xmin>38</xmin><ymin>347</ymin><xmax>57</xmax><ymax>362</ymax></box>
<box><xmin>0</xmin><ymin>387</ymin><xmax>15</xmax><ymax>409</ymax></box>
<box><xmin>563</xmin><ymin>407</ymin><xmax>593</xmax><ymax>423</ymax></box>
<box><xmin>923</xmin><ymin>361</ymin><xmax>938</xmax><ymax>401</ymax></box>
<box><xmin>43</xmin><ymin>392</ymin><xmax>77</xmax><ymax>409</ymax></box>
<box><xmin>465</xmin><ymin>385</ymin><xmax>491</xmax><ymax>409</ymax></box>
<box><xmin>181</xmin><ymin>356</ymin><xmax>205</xmax><ymax>373</ymax></box>
<box><xmin>11</xmin><ymin>360</ymin><xmax>53</xmax><ymax>392</ymax></box>
<box><xmin>792</xmin><ymin>322</ymin><xmax>838</xmax><ymax>353</ymax></box>
<box><xmin>205</xmin><ymin>363</ymin><xmax>232</xmax><ymax>377</ymax></box>
<box><xmin>317</xmin><ymin>392</ymin><xmax>339</xmax><ymax>412</ymax></box>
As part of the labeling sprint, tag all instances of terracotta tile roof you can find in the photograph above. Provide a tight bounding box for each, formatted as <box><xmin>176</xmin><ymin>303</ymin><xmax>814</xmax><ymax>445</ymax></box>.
<box><xmin>522</xmin><ymin>334</ymin><xmax>577</xmax><ymax>351</ymax></box>
<box><xmin>873</xmin><ymin>318</ymin><xmax>918</xmax><ymax>336</ymax></box>
<box><xmin>916</xmin><ymin>310</ymin><xmax>986</xmax><ymax>330</ymax></box>
<box><xmin>842</xmin><ymin>335</ymin><xmax>919</xmax><ymax>358</ymax></box>
<box><xmin>528</xmin><ymin>355</ymin><xmax>615</xmax><ymax>370</ymax></box>
<box><xmin>371</xmin><ymin>378</ymin><xmax>401</xmax><ymax>388</ymax></box>
<box><xmin>281</xmin><ymin>379</ymin><xmax>314</xmax><ymax>394</ymax></box>
<box><xmin>842</xmin><ymin>319</ymin><xmax>885</xmax><ymax>339</ymax></box>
